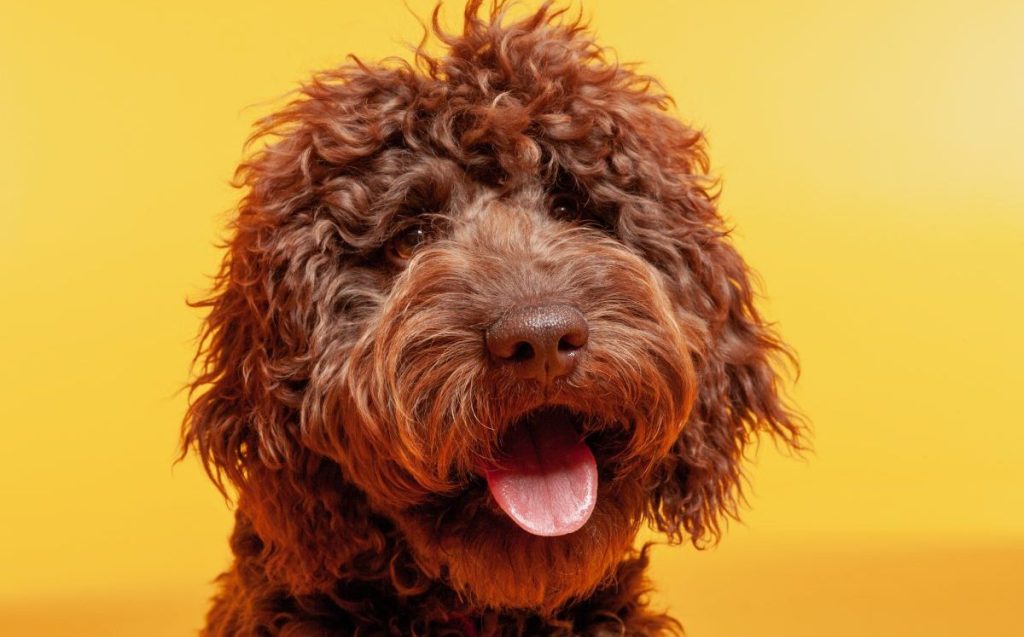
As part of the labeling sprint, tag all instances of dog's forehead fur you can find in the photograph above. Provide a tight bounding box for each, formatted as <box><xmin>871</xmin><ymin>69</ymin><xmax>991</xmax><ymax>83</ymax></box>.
<box><xmin>183</xmin><ymin>1</ymin><xmax>803</xmax><ymax>633</ymax></box>
<box><xmin>243</xmin><ymin>3</ymin><xmax>712</xmax><ymax>263</ymax></box>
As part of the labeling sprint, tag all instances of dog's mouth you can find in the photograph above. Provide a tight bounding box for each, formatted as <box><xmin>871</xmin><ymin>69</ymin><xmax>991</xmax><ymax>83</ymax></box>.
<box><xmin>480</xmin><ymin>406</ymin><xmax>598</xmax><ymax>537</ymax></box>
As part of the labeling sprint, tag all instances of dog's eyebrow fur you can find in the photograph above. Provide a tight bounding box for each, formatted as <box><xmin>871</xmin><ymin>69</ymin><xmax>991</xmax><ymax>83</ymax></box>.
<box><xmin>181</xmin><ymin>1</ymin><xmax>804</xmax><ymax>634</ymax></box>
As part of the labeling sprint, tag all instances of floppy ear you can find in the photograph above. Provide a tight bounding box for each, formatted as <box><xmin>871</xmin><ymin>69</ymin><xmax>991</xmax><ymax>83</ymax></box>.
<box><xmin>650</xmin><ymin>225</ymin><xmax>804</xmax><ymax>546</ymax></box>
<box><xmin>588</xmin><ymin>90</ymin><xmax>805</xmax><ymax>546</ymax></box>
<box><xmin>180</xmin><ymin>61</ymin><xmax>422</xmax><ymax>592</ymax></box>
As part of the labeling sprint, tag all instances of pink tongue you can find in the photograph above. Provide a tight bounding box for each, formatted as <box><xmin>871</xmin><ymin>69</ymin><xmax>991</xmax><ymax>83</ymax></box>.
<box><xmin>483</xmin><ymin>410</ymin><xmax>598</xmax><ymax>537</ymax></box>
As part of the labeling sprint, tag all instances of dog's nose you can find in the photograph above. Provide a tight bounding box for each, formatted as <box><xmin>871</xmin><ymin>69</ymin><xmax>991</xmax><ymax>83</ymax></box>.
<box><xmin>486</xmin><ymin>303</ymin><xmax>589</xmax><ymax>383</ymax></box>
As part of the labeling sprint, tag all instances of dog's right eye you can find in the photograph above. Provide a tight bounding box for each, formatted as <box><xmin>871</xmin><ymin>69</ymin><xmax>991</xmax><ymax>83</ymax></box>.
<box><xmin>551</xmin><ymin>195</ymin><xmax>581</xmax><ymax>220</ymax></box>
<box><xmin>388</xmin><ymin>225</ymin><xmax>427</xmax><ymax>265</ymax></box>
<box><xmin>550</xmin><ymin>193</ymin><xmax>616</xmax><ymax>234</ymax></box>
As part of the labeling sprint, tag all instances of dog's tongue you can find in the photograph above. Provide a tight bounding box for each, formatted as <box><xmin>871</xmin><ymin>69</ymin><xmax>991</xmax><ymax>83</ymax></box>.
<box><xmin>483</xmin><ymin>410</ymin><xmax>597</xmax><ymax>537</ymax></box>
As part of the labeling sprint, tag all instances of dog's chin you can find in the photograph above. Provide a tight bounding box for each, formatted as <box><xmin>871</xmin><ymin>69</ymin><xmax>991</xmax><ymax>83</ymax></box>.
<box><xmin>394</xmin><ymin>486</ymin><xmax>643</xmax><ymax>613</ymax></box>
<box><xmin>391</xmin><ymin>407</ymin><xmax>647</xmax><ymax>613</ymax></box>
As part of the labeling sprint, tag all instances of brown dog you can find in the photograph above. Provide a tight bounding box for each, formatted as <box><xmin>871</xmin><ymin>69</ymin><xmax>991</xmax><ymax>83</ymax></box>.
<box><xmin>182</xmin><ymin>2</ymin><xmax>802</xmax><ymax>635</ymax></box>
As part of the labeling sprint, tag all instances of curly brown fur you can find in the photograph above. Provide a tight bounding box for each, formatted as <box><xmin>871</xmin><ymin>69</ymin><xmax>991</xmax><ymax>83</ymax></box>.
<box><xmin>182</xmin><ymin>1</ymin><xmax>803</xmax><ymax>635</ymax></box>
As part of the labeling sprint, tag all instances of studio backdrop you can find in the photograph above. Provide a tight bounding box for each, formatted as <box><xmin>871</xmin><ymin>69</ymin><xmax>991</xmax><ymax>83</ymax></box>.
<box><xmin>2</xmin><ymin>1</ymin><xmax>1021</xmax><ymax>635</ymax></box>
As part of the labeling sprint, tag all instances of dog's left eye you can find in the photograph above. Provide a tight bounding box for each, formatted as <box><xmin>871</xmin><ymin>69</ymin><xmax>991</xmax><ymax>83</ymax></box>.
<box><xmin>551</xmin><ymin>195</ymin><xmax>580</xmax><ymax>219</ymax></box>
<box><xmin>388</xmin><ymin>225</ymin><xmax>427</xmax><ymax>265</ymax></box>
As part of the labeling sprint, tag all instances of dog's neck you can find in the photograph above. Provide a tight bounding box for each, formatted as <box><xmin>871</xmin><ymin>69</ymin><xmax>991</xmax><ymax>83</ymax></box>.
<box><xmin>228</xmin><ymin>511</ymin><xmax>676</xmax><ymax>635</ymax></box>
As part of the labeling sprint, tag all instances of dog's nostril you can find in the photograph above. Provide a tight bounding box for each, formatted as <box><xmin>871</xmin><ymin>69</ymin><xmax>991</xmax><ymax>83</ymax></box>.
<box><xmin>510</xmin><ymin>342</ymin><xmax>535</xmax><ymax>362</ymax></box>
<box><xmin>486</xmin><ymin>303</ymin><xmax>589</xmax><ymax>383</ymax></box>
<box><xmin>558</xmin><ymin>332</ymin><xmax>587</xmax><ymax>352</ymax></box>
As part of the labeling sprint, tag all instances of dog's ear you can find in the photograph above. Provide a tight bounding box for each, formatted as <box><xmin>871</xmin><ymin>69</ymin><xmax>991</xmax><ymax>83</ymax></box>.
<box><xmin>649</xmin><ymin>217</ymin><xmax>805</xmax><ymax>546</ymax></box>
<box><xmin>182</xmin><ymin>245</ymin><xmax>391</xmax><ymax>592</ymax></box>
<box><xmin>601</xmin><ymin>106</ymin><xmax>805</xmax><ymax>546</ymax></box>
<box><xmin>181</xmin><ymin>60</ymin><xmax>418</xmax><ymax>489</ymax></box>
<box><xmin>181</xmin><ymin>61</ymin><xmax>422</xmax><ymax>591</ymax></box>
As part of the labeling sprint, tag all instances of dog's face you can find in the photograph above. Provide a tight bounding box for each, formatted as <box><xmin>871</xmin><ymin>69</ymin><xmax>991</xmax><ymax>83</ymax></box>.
<box><xmin>184</xmin><ymin>2</ymin><xmax>800</xmax><ymax>614</ymax></box>
<box><xmin>330</xmin><ymin>184</ymin><xmax>697</xmax><ymax>610</ymax></box>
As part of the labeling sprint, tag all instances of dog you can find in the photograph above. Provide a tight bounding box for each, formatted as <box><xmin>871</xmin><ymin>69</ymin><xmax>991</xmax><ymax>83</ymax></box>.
<box><xmin>182</xmin><ymin>2</ymin><xmax>802</xmax><ymax>635</ymax></box>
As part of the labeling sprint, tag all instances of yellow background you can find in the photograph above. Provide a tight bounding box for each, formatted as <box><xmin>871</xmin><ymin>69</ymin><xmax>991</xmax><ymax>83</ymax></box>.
<box><xmin>2</xmin><ymin>1</ymin><xmax>1022</xmax><ymax>635</ymax></box>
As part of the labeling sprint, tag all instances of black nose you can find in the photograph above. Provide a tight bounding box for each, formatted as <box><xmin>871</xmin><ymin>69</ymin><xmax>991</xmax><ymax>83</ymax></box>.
<box><xmin>486</xmin><ymin>303</ymin><xmax>589</xmax><ymax>383</ymax></box>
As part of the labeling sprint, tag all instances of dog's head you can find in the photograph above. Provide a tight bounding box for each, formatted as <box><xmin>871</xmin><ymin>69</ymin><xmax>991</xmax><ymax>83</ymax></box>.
<box><xmin>183</xmin><ymin>1</ymin><xmax>802</xmax><ymax>614</ymax></box>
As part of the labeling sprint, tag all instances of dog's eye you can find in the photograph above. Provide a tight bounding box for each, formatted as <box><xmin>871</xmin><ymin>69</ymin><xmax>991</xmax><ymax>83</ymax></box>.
<box><xmin>388</xmin><ymin>225</ymin><xmax>427</xmax><ymax>265</ymax></box>
<box><xmin>551</xmin><ymin>195</ymin><xmax>581</xmax><ymax>219</ymax></box>
<box><xmin>550</xmin><ymin>192</ymin><xmax>616</xmax><ymax>234</ymax></box>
